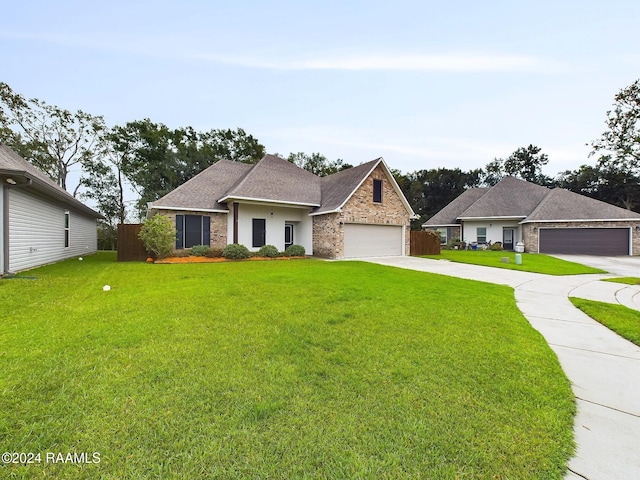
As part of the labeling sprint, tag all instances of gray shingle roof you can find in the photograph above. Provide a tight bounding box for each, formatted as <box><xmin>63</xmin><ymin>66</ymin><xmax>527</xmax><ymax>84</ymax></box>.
<box><xmin>314</xmin><ymin>159</ymin><xmax>380</xmax><ymax>214</ymax></box>
<box><xmin>221</xmin><ymin>154</ymin><xmax>321</xmax><ymax>205</ymax></box>
<box><xmin>524</xmin><ymin>188</ymin><xmax>640</xmax><ymax>222</ymax></box>
<box><xmin>152</xmin><ymin>159</ymin><xmax>253</xmax><ymax>211</ymax></box>
<box><xmin>459</xmin><ymin>176</ymin><xmax>549</xmax><ymax>219</ymax></box>
<box><xmin>423</xmin><ymin>187</ymin><xmax>489</xmax><ymax>226</ymax></box>
<box><xmin>424</xmin><ymin>175</ymin><xmax>640</xmax><ymax>226</ymax></box>
<box><xmin>0</xmin><ymin>143</ymin><xmax>101</xmax><ymax>218</ymax></box>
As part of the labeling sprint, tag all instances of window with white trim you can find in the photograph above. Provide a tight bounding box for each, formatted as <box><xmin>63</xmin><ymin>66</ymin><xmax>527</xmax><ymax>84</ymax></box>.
<box><xmin>64</xmin><ymin>210</ymin><xmax>70</xmax><ymax>248</ymax></box>
<box><xmin>477</xmin><ymin>227</ymin><xmax>487</xmax><ymax>244</ymax></box>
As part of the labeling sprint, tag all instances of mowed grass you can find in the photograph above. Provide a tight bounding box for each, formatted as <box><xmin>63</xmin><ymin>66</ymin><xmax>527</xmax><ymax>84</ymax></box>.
<box><xmin>570</xmin><ymin>298</ymin><xmax>640</xmax><ymax>346</ymax></box>
<box><xmin>0</xmin><ymin>253</ymin><xmax>574</xmax><ymax>479</ymax></box>
<box><xmin>601</xmin><ymin>277</ymin><xmax>640</xmax><ymax>285</ymax></box>
<box><xmin>422</xmin><ymin>250</ymin><xmax>605</xmax><ymax>275</ymax></box>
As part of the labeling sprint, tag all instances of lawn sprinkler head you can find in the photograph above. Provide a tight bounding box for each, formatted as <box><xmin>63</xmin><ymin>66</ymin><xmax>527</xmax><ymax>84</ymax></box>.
<box><xmin>103</xmin><ymin>285</ymin><xmax>111</xmax><ymax>291</ymax></box>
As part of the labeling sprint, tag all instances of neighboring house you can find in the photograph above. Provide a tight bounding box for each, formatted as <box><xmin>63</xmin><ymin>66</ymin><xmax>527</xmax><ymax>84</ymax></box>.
<box><xmin>148</xmin><ymin>154</ymin><xmax>415</xmax><ymax>259</ymax></box>
<box><xmin>0</xmin><ymin>144</ymin><xmax>101</xmax><ymax>274</ymax></box>
<box><xmin>423</xmin><ymin>176</ymin><xmax>640</xmax><ymax>256</ymax></box>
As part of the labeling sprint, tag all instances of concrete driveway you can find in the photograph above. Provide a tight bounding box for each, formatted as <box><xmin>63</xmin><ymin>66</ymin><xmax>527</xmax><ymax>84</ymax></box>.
<box><xmin>552</xmin><ymin>254</ymin><xmax>640</xmax><ymax>277</ymax></box>
<box><xmin>361</xmin><ymin>255</ymin><xmax>640</xmax><ymax>480</ymax></box>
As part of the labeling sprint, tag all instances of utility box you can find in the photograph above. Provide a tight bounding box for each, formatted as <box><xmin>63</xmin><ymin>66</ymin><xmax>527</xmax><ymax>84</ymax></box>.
<box><xmin>515</xmin><ymin>253</ymin><xmax>522</xmax><ymax>265</ymax></box>
<box><xmin>514</xmin><ymin>242</ymin><xmax>524</xmax><ymax>253</ymax></box>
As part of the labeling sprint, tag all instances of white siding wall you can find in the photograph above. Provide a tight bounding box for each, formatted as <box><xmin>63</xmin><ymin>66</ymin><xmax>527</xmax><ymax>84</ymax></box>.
<box><xmin>462</xmin><ymin>220</ymin><xmax>522</xmax><ymax>245</ymax></box>
<box><xmin>227</xmin><ymin>203</ymin><xmax>313</xmax><ymax>253</ymax></box>
<box><xmin>8</xmin><ymin>188</ymin><xmax>97</xmax><ymax>273</ymax></box>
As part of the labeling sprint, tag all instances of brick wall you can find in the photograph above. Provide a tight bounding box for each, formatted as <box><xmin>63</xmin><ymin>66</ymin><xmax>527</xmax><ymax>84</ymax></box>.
<box><xmin>154</xmin><ymin>209</ymin><xmax>228</xmax><ymax>250</ymax></box>
<box><xmin>312</xmin><ymin>164</ymin><xmax>412</xmax><ymax>258</ymax></box>
<box><xmin>523</xmin><ymin>221</ymin><xmax>640</xmax><ymax>255</ymax></box>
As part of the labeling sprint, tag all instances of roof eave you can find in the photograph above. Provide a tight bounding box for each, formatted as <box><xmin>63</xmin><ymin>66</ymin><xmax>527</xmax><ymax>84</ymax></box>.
<box><xmin>521</xmin><ymin>218</ymin><xmax>640</xmax><ymax>224</ymax></box>
<box><xmin>150</xmin><ymin>205</ymin><xmax>229</xmax><ymax>214</ymax></box>
<box><xmin>219</xmin><ymin>195</ymin><xmax>320</xmax><ymax>208</ymax></box>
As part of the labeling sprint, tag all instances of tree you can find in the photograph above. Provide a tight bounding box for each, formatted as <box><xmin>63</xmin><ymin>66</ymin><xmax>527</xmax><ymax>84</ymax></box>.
<box><xmin>285</xmin><ymin>152</ymin><xmax>352</xmax><ymax>176</ymax></box>
<box><xmin>397</xmin><ymin>167</ymin><xmax>483</xmax><ymax>229</ymax></box>
<box><xmin>591</xmin><ymin>78</ymin><xmax>640</xmax><ymax>175</ymax></box>
<box><xmin>0</xmin><ymin>82</ymin><xmax>105</xmax><ymax>192</ymax></box>
<box><xmin>483</xmin><ymin>144</ymin><xmax>551</xmax><ymax>185</ymax></box>
<box><xmin>112</xmin><ymin>120</ymin><xmax>266</xmax><ymax>216</ymax></box>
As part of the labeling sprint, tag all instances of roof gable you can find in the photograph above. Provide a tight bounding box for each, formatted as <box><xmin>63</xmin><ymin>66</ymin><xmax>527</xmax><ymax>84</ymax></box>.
<box><xmin>423</xmin><ymin>187</ymin><xmax>489</xmax><ymax>226</ymax></box>
<box><xmin>152</xmin><ymin>159</ymin><xmax>254</xmax><ymax>211</ymax></box>
<box><xmin>0</xmin><ymin>143</ymin><xmax>101</xmax><ymax>218</ymax></box>
<box><xmin>221</xmin><ymin>154</ymin><xmax>321</xmax><ymax>206</ymax></box>
<box><xmin>458</xmin><ymin>177</ymin><xmax>549</xmax><ymax>219</ymax></box>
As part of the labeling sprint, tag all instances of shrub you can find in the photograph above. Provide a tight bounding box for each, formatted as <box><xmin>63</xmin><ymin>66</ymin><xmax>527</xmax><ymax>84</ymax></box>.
<box><xmin>171</xmin><ymin>249</ymin><xmax>191</xmax><ymax>258</ymax></box>
<box><xmin>490</xmin><ymin>242</ymin><xmax>504</xmax><ymax>251</ymax></box>
<box><xmin>138</xmin><ymin>215</ymin><xmax>176</xmax><ymax>259</ymax></box>
<box><xmin>222</xmin><ymin>243</ymin><xmax>250</xmax><ymax>259</ymax></box>
<box><xmin>205</xmin><ymin>248</ymin><xmax>223</xmax><ymax>258</ymax></box>
<box><xmin>190</xmin><ymin>244</ymin><xmax>211</xmax><ymax>257</ymax></box>
<box><xmin>284</xmin><ymin>244</ymin><xmax>305</xmax><ymax>257</ymax></box>
<box><xmin>257</xmin><ymin>245</ymin><xmax>280</xmax><ymax>258</ymax></box>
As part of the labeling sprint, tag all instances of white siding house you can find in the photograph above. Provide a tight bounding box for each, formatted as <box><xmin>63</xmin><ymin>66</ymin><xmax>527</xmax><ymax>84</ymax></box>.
<box><xmin>1</xmin><ymin>144</ymin><xmax>101</xmax><ymax>274</ymax></box>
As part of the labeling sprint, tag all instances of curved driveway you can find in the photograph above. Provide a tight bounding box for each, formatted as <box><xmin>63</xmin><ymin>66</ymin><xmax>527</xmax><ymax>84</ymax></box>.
<box><xmin>362</xmin><ymin>256</ymin><xmax>640</xmax><ymax>480</ymax></box>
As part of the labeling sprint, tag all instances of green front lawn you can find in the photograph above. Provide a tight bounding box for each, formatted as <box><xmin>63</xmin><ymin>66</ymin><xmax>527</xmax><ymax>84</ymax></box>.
<box><xmin>570</xmin><ymin>298</ymin><xmax>640</xmax><ymax>346</ymax></box>
<box><xmin>422</xmin><ymin>250</ymin><xmax>606</xmax><ymax>275</ymax></box>
<box><xmin>601</xmin><ymin>277</ymin><xmax>640</xmax><ymax>285</ymax></box>
<box><xmin>0</xmin><ymin>253</ymin><xmax>575</xmax><ymax>479</ymax></box>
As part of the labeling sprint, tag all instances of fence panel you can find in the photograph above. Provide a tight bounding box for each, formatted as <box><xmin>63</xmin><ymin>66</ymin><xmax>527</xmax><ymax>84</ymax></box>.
<box><xmin>410</xmin><ymin>231</ymin><xmax>441</xmax><ymax>256</ymax></box>
<box><xmin>117</xmin><ymin>224</ymin><xmax>149</xmax><ymax>262</ymax></box>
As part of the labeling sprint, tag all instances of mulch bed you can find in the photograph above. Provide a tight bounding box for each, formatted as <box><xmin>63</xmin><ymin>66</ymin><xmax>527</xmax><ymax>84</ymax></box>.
<box><xmin>153</xmin><ymin>256</ymin><xmax>306</xmax><ymax>264</ymax></box>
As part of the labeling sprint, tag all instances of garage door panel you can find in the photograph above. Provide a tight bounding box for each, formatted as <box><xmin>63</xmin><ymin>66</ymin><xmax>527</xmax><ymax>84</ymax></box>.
<box><xmin>539</xmin><ymin>228</ymin><xmax>629</xmax><ymax>255</ymax></box>
<box><xmin>344</xmin><ymin>224</ymin><xmax>402</xmax><ymax>258</ymax></box>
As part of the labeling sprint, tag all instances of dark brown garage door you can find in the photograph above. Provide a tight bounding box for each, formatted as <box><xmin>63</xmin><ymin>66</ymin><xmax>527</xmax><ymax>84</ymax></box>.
<box><xmin>539</xmin><ymin>228</ymin><xmax>630</xmax><ymax>255</ymax></box>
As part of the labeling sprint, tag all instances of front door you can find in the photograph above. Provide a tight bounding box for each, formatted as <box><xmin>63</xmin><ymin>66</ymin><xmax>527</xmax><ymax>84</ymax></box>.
<box><xmin>284</xmin><ymin>224</ymin><xmax>294</xmax><ymax>249</ymax></box>
<box><xmin>503</xmin><ymin>228</ymin><xmax>515</xmax><ymax>250</ymax></box>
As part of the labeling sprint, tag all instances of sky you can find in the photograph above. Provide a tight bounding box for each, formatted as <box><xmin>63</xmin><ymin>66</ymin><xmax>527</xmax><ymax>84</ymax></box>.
<box><xmin>3</xmin><ymin>0</ymin><xmax>640</xmax><ymax>188</ymax></box>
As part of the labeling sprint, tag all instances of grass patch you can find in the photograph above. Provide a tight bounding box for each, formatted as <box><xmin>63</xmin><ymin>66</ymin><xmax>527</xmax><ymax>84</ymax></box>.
<box><xmin>422</xmin><ymin>250</ymin><xmax>605</xmax><ymax>275</ymax></box>
<box><xmin>601</xmin><ymin>277</ymin><xmax>640</xmax><ymax>285</ymax></box>
<box><xmin>0</xmin><ymin>252</ymin><xmax>575</xmax><ymax>478</ymax></box>
<box><xmin>570</xmin><ymin>297</ymin><xmax>640</xmax><ymax>346</ymax></box>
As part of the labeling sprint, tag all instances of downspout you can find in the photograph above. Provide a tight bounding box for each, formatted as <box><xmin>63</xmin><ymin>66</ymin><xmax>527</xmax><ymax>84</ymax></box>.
<box><xmin>3</xmin><ymin>178</ymin><xmax>32</xmax><ymax>274</ymax></box>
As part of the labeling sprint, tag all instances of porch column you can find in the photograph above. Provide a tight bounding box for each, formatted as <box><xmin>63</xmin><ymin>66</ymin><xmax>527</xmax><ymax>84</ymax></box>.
<box><xmin>233</xmin><ymin>202</ymin><xmax>239</xmax><ymax>244</ymax></box>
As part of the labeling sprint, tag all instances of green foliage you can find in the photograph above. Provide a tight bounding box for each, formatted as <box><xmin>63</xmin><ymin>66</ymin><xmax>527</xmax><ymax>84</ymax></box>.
<box><xmin>284</xmin><ymin>244</ymin><xmax>305</xmax><ymax>257</ymax></box>
<box><xmin>0</xmin><ymin>82</ymin><xmax>105</xmax><ymax>192</ymax></box>
<box><xmin>257</xmin><ymin>244</ymin><xmax>280</xmax><ymax>258</ymax></box>
<box><xmin>171</xmin><ymin>249</ymin><xmax>191</xmax><ymax>258</ymax></box>
<box><xmin>490</xmin><ymin>242</ymin><xmax>504</xmax><ymax>251</ymax></box>
<box><xmin>138</xmin><ymin>214</ymin><xmax>176</xmax><ymax>259</ymax></box>
<box><xmin>0</xmin><ymin>253</ymin><xmax>575</xmax><ymax>478</ymax></box>
<box><xmin>422</xmin><ymin>250</ymin><xmax>605</xmax><ymax>275</ymax></box>
<box><xmin>190</xmin><ymin>244</ymin><xmax>211</xmax><ymax>257</ymax></box>
<box><xmin>484</xmin><ymin>144</ymin><xmax>552</xmax><ymax>186</ymax></box>
<box><xmin>285</xmin><ymin>152</ymin><xmax>352</xmax><ymax>176</ymax></box>
<box><xmin>446</xmin><ymin>237</ymin><xmax>466</xmax><ymax>250</ymax></box>
<box><xmin>570</xmin><ymin>297</ymin><xmax>640</xmax><ymax>346</ymax></box>
<box><xmin>205</xmin><ymin>248</ymin><xmax>224</xmax><ymax>258</ymax></box>
<box><xmin>222</xmin><ymin>243</ymin><xmax>250</xmax><ymax>259</ymax></box>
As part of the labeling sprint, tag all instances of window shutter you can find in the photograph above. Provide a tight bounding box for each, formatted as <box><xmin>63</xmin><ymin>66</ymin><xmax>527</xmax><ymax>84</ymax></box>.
<box><xmin>176</xmin><ymin>215</ymin><xmax>184</xmax><ymax>249</ymax></box>
<box><xmin>202</xmin><ymin>216</ymin><xmax>211</xmax><ymax>246</ymax></box>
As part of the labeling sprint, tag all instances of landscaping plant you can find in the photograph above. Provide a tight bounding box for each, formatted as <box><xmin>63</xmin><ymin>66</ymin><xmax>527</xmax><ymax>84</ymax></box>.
<box><xmin>222</xmin><ymin>243</ymin><xmax>251</xmax><ymax>259</ymax></box>
<box><xmin>138</xmin><ymin>214</ymin><xmax>176</xmax><ymax>259</ymax></box>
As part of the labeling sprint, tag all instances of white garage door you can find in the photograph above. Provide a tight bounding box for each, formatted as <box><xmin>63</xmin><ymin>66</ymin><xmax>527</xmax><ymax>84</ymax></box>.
<box><xmin>343</xmin><ymin>224</ymin><xmax>403</xmax><ymax>258</ymax></box>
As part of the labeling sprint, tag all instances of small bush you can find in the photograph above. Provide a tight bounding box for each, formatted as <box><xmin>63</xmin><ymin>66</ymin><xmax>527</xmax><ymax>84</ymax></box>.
<box><xmin>257</xmin><ymin>245</ymin><xmax>280</xmax><ymax>258</ymax></box>
<box><xmin>222</xmin><ymin>243</ymin><xmax>250</xmax><ymax>259</ymax></box>
<box><xmin>171</xmin><ymin>249</ymin><xmax>191</xmax><ymax>258</ymax></box>
<box><xmin>490</xmin><ymin>242</ymin><xmax>504</xmax><ymax>251</ymax></box>
<box><xmin>205</xmin><ymin>248</ymin><xmax>223</xmax><ymax>258</ymax></box>
<box><xmin>190</xmin><ymin>245</ymin><xmax>211</xmax><ymax>256</ymax></box>
<box><xmin>284</xmin><ymin>244</ymin><xmax>305</xmax><ymax>257</ymax></box>
<box><xmin>138</xmin><ymin>215</ymin><xmax>176</xmax><ymax>259</ymax></box>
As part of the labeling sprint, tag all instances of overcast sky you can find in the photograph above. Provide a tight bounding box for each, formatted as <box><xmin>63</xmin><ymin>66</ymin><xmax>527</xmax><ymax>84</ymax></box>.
<box><xmin>3</xmin><ymin>0</ymin><xmax>640</xmax><ymax>181</ymax></box>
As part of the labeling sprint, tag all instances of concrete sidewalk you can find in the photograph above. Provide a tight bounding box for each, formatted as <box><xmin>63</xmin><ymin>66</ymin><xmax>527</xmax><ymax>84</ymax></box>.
<box><xmin>362</xmin><ymin>256</ymin><xmax>640</xmax><ymax>480</ymax></box>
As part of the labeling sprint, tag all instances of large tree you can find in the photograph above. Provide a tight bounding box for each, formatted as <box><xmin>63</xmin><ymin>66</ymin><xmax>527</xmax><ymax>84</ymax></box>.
<box><xmin>591</xmin><ymin>78</ymin><xmax>640</xmax><ymax>175</ymax></box>
<box><xmin>285</xmin><ymin>152</ymin><xmax>352</xmax><ymax>176</ymax></box>
<box><xmin>0</xmin><ymin>82</ymin><xmax>105</xmax><ymax>192</ymax></box>
<box><xmin>112</xmin><ymin>120</ymin><xmax>266</xmax><ymax>215</ymax></box>
<box><xmin>483</xmin><ymin>144</ymin><xmax>551</xmax><ymax>186</ymax></box>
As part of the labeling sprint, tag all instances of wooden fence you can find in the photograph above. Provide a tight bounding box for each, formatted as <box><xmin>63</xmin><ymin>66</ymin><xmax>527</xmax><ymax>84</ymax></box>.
<box><xmin>117</xmin><ymin>224</ymin><xmax>149</xmax><ymax>262</ymax></box>
<box><xmin>410</xmin><ymin>231</ymin><xmax>441</xmax><ymax>256</ymax></box>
